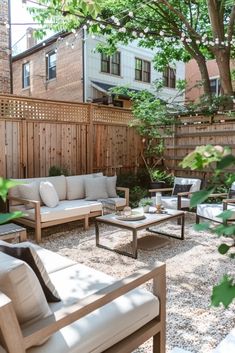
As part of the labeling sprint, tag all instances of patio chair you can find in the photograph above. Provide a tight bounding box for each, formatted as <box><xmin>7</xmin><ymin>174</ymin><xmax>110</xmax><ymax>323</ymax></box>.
<box><xmin>196</xmin><ymin>187</ymin><xmax>235</xmax><ymax>224</ymax></box>
<box><xmin>149</xmin><ymin>177</ymin><xmax>202</xmax><ymax>210</ymax></box>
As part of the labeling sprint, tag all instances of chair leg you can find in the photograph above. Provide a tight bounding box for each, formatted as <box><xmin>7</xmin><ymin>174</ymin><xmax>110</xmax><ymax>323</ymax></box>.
<box><xmin>196</xmin><ymin>214</ymin><xmax>200</xmax><ymax>224</ymax></box>
<box><xmin>153</xmin><ymin>331</ymin><xmax>165</xmax><ymax>353</ymax></box>
<box><xmin>35</xmin><ymin>224</ymin><xmax>42</xmax><ymax>243</ymax></box>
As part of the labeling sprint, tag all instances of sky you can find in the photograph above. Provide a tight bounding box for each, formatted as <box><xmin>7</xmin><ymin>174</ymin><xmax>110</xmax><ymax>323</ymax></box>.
<box><xmin>10</xmin><ymin>0</ymin><xmax>36</xmax><ymax>47</ymax></box>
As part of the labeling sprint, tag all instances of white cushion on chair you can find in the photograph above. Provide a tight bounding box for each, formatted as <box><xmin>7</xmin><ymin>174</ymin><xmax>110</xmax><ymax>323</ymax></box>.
<box><xmin>0</xmin><ymin>252</ymin><xmax>51</xmax><ymax>326</ymax></box>
<box><xmin>24</xmin><ymin>263</ymin><xmax>159</xmax><ymax>353</ymax></box>
<box><xmin>197</xmin><ymin>203</ymin><xmax>235</xmax><ymax>223</ymax></box>
<box><xmin>173</xmin><ymin>177</ymin><xmax>201</xmax><ymax>194</ymax></box>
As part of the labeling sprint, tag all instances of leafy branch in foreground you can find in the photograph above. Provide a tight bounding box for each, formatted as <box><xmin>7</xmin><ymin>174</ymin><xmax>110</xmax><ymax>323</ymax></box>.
<box><xmin>181</xmin><ymin>145</ymin><xmax>235</xmax><ymax>308</ymax></box>
<box><xmin>0</xmin><ymin>178</ymin><xmax>23</xmax><ymax>225</ymax></box>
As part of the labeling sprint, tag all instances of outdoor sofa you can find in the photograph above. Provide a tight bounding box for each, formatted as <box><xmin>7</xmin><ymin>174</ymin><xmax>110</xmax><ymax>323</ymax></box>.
<box><xmin>0</xmin><ymin>240</ymin><xmax>166</xmax><ymax>353</ymax></box>
<box><xmin>8</xmin><ymin>173</ymin><xmax>129</xmax><ymax>243</ymax></box>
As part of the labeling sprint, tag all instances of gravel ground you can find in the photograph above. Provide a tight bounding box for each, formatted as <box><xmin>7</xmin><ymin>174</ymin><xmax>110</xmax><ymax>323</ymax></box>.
<box><xmin>29</xmin><ymin>213</ymin><xmax>235</xmax><ymax>353</ymax></box>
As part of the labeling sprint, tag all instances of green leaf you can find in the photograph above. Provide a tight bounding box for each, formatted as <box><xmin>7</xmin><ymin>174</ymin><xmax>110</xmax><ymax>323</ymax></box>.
<box><xmin>211</xmin><ymin>275</ymin><xmax>235</xmax><ymax>308</ymax></box>
<box><xmin>0</xmin><ymin>178</ymin><xmax>22</xmax><ymax>202</ymax></box>
<box><xmin>217</xmin><ymin>155</ymin><xmax>235</xmax><ymax>171</ymax></box>
<box><xmin>218</xmin><ymin>243</ymin><xmax>230</xmax><ymax>254</ymax></box>
<box><xmin>0</xmin><ymin>211</ymin><xmax>23</xmax><ymax>225</ymax></box>
<box><xmin>193</xmin><ymin>223</ymin><xmax>210</xmax><ymax>231</ymax></box>
<box><xmin>190</xmin><ymin>188</ymin><xmax>214</xmax><ymax>208</ymax></box>
<box><xmin>217</xmin><ymin>210</ymin><xmax>233</xmax><ymax>221</ymax></box>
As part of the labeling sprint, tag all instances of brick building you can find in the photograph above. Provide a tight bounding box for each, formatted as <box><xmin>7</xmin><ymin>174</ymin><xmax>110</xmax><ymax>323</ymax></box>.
<box><xmin>0</xmin><ymin>0</ymin><xmax>11</xmax><ymax>93</ymax></box>
<box><xmin>12</xmin><ymin>30</ymin><xmax>185</xmax><ymax>106</ymax></box>
<box><xmin>185</xmin><ymin>58</ymin><xmax>235</xmax><ymax>103</ymax></box>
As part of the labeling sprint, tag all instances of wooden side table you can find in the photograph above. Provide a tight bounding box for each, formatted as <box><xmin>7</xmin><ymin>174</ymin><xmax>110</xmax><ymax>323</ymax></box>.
<box><xmin>0</xmin><ymin>223</ymin><xmax>27</xmax><ymax>243</ymax></box>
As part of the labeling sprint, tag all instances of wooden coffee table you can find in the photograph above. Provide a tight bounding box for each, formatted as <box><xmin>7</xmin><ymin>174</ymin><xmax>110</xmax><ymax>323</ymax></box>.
<box><xmin>95</xmin><ymin>209</ymin><xmax>185</xmax><ymax>259</ymax></box>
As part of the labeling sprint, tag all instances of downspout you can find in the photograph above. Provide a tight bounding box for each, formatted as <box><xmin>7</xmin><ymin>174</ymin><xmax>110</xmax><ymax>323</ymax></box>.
<box><xmin>82</xmin><ymin>27</ymin><xmax>87</xmax><ymax>102</ymax></box>
<box><xmin>8</xmin><ymin>0</ymin><xmax>13</xmax><ymax>93</ymax></box>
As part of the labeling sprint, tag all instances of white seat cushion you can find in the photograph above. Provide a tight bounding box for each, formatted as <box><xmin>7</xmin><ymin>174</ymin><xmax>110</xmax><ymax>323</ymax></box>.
<box><xmin>25</xmin><ymin>263</ymin><xmax>159</xmax><ymax>353</ymax></box>
<box><xmin>11</xmin><ymin>200</ymin><xmax>90</xmax><ymax>222</ymax></box>
<box><xmin>152</xmin><ymin>196</ymin><xmax>190</xmax><ymax>209</ymax></box>
<box><xmin>22</xmin><ymin>242</ymin><xmax>76</xmax><ymax>274</ymax></box>
<box><xmin>71</xmin><ymin>199</ymin><xmax>103</xmax><ymax>212</ymax></box>
<box><xmin>197</xmin><ymin>203</ymin><xmax>235</xmax><ymax>223</ymax></box>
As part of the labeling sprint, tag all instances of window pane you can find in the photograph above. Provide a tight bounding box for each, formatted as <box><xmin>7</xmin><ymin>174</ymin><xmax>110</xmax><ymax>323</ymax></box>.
<box><xmin>135</xmin><ymin>69</ymin><xmax>142</xmax><ymax>81</ymax></box>
<box><xmin>210</xmin><ymin>79</ymin><xmax>218</xmax><ymax>95</ymax></box>
<box><xmin>112</xmin><ymin>52</ymin><xmax>120</xmax><ymax>64</ymax></box>
<box><xmin>101</xmin><ymin>53</ymin><xmax>110</xmax><ymax>73</ymax></box>
<box><xmin>47</xmin><ymin>51</ymin><xmax>56</xmax><ymax>80</ymax></box>
<box><xmin>169</xmin><ymin>68</ymin><xmax>176</xmax><ymax>88</ymax></box>
<box><xmin>22</xmin><ymin>62</ymin><xmax>30</xmax><ymax>88</ymax></box>
<box><xmin>143</xmin><ymin>60</ymin><xmax>150</xmax><ymax>82</ymax></box>
<box><xmin>111</xmin><ymin>63</ymin><xmax>120</xmax><ymax>75</ymax></box>
<box><xmin>135</xmin><ymin>58</ymin><xmax>142</xmax><ymax>70</ymax></box>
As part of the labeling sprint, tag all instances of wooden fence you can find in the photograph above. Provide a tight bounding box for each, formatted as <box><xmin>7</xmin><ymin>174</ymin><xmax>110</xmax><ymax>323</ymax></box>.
<box><xmin>0</xmin><ymin>94</ymin><xmax>235</xmax><ymax>180</ymax></box>
<box><xmin>0</xmin><ymin>94</ymin><xmax>141</xmax><ymax>178</ymax></box>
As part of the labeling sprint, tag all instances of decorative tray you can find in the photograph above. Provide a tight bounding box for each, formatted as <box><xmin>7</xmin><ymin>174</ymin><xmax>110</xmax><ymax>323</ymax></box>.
<box><xmin>116</xmin><ymin>211</ymin><xmax>146</xmax><ymax>221</ymax></box>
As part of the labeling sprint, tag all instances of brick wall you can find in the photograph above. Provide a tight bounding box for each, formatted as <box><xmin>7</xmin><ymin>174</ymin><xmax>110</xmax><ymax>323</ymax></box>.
<box><xmin>12</xmin><ymin>33</ymin><xmax>83</xmax><ymax>102</ymax></box>
<box><xmin>0</xmin><ymin>0</ymin><xmax>11</xmax><ymax>93</ymax></box>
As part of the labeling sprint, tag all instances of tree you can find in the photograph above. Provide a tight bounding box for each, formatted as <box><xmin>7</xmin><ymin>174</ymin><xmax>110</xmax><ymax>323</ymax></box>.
<box><xmin>28</xmin><ymin>0</ymin><xmax>235</xmax><ymax>106</ymax></box>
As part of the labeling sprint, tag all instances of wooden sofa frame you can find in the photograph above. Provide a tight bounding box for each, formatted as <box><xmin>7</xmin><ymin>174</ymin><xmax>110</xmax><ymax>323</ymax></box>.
<box><xmin>7</xmin><ymin>187</ymin><xmax>129</xmax><ymax>244</ymax></box>
<box><xmin>0</xmin><ymin>262</ymin><xmax>166</xmax><ymax>353</ymax></box>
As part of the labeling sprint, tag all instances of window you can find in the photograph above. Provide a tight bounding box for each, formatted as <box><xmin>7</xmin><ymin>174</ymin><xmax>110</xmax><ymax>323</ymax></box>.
<box><xmin>135</xmin><ymin>58</ymin><xmax>151</xmax><ymax>83</ymax></box>
<box><xmin>210</xmin><ymin>78</ymin><xmax>221</xmax><ymax>96</ymax></box>
<box><xmin>163</xmin><ymin>66</ymin><xmax>176</xmax><ymax>88</ymax></box>
<box><xmin>46</xmin><ymin>50</ymin><xmax>56</xmax><ymax>80</ymax></box>
<box><xmin>22</xmin><ymin>62</ymin><xmax>30</xmax><ymax>88</ymax></box>
<box><xmin>101</xmin><ymin>52</ymin><xmax>120</xmax><ymax>76</ymax></box>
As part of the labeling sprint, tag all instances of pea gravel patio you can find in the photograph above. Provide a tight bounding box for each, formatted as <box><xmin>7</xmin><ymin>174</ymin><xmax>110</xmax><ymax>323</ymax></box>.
<box><xmin>32</xmin><ymin>213</ymin><xmax>235</xmax><ymax>353</ymax></box>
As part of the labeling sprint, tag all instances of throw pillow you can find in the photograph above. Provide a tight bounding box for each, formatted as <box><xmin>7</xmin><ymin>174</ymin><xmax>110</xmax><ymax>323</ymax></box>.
<box><xmin>85</xmin><ymin>176</ymin><xmax>108</xmax><ymax>200</ymax></box>
<box><xmin>0</xmin><ymin>251</ymin><xmax>52</xmax><ymax>326</ymax></box>
<box><xmin>172</xmin><ymin>184</ymin><xmax>192</xmax><ymax>196</ymax></box>
<box><xmin>0</xmin><ymin>244</ymin><xmax>60</xmax><ymax>302</ymax></box>
<box><xmin>106</xmin><ymin>176</ymin><xmax>118</xmax><ymax>198</ymax></box>
<box><xmin>18</xmin><ymin>181</ymin><xmax>41</xmax><ymax>209</ymax></box>
<box><xmin>228</xmin><ymin>189</ymin><xmax>235</xmax><ymax>199</ymax></box>
<box><xmin>39</xmin><ymin>181</ymin><xmax>59</xmax><ymax>207</ymax></box>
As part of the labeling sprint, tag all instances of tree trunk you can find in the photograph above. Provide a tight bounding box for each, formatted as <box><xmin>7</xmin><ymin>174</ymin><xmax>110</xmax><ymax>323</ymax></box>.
<box><xmin>196</xmin><ymin>57</ymin><xmax>212</xmax><ymax>98</ymax></box>
<box><xmin>214</xmin><ymin>48</ymin><xmax>233</xmax><ymax>96</ymax></box>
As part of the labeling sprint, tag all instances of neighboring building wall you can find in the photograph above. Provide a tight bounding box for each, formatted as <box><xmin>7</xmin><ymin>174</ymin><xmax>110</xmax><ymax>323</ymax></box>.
<box><xmin>13</xmin><ymin>33</ymin><xmax>83</xmax><ymax>102</ymax></box>
<box><xmin>0</xmin><ymin>0</ymin><xmax>11</xmax><ymax>93</ymax></box>
<box><xmin>186</xmin><ymin>58</ymin><xmax>235</xmax><ymax>103</ymax></box>
<box><xmin>85</xmin><ymin>36</ymin><xmax>185</xmax><ymax>104</ymax></box>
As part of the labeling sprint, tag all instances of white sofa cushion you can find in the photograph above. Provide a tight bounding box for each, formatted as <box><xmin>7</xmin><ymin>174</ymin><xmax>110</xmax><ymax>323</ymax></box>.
<box><xmin>24</xmin><ymin>263</ymin><xmax>159</xmax><ymax>353</ymax></box>
<box><xmin>106</xmin><ymin>176</ymin><xmax>118</xmax><ymax>198</ymax></box>
<box><xmin>22</xmin><ymin>242</ymin><xmax>76</xmax><ymax>274</ymax></box>
<box><xmin>18</xmin><ymin>181</ymin><xmax>42</xmax><ymax>208</ymax></box>
<box><xmin>197</xmin><ymin>203</ymin><xmax>235</xmax><ymax>223</ymax></box>
<box><xmin>40</xmin><ymin>181</ymin><xmax>59</xmax><ymax>208</ymax></box>
<box><xmin>152</xmin><ymin>195</ymin><xmax>190</xmax><ymax>209</ymax></box>
<box><xmin>66</xmin><ymin>173</ymin><xmax>103</xmax><ymax>200</ymax></box>
<box><xmin>11</xmin><ymin>200</ymin><xmax>91</xmax><ymax>222</ymax></box>
<box><xmin>9</xmin><ymin>176</ymin><xmax>67</xmax><ymax>204</ymax></box>
<box><xmin>85</xmin><ymin>176</ymin><xmax>108</xmax><ymax>200</ymax></box>
<box><xmin>0</xmin><ymin>251</ymin><xmax>51</xmax><ymax>325</ymax></box>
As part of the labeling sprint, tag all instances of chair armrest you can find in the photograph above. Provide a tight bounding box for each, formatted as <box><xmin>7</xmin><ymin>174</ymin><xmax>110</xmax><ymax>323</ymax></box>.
<box><xmin>116</xmin><ymin>187</ymin><xmax>129</xmax><ymax>206</ymax></box>
<box><xmin>207</xmin><ymin>193</ymin><xmax>228</xmax><ymax>198</ymax></box>
<box><xmin>177</xmin><ymin>191</ymin><xmax>193</xmax><ymax>197</ymax></box>
<box><xmin>149</xmin><ymin>188</ymin><xmax>173</xmax><ymax>194</ymax></box>
<box><xmin>223</xmin><ymin>199</ymin><xmax>235</xmax><ymax>204</ymax></box>
<box><xmin>22</xmin><ymin>262</ymin><xmax>166</xmax><ymax>349</ymax></box>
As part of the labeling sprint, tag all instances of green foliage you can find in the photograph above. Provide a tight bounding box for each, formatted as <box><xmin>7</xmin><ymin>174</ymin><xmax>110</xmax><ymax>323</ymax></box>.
<box><xmin>149</xmin><ymin>169</ymin><xmax>174</xmax><ymax>184</ymax></box>
<box><xmin>182</xmin><ymin>144</ymin><xmax>235</xmax><ymax>307</ymax></box>
<box><xmin>129</xmin><ymin>186</ymin><xmax>148</xmax><ymax>208</ymax></box>
<box><xmin>139</xmin><ymin>197</ymin><xmax>153</xmax><ymax>207</ymax></box>
<box><xmin>0</xmin><ymin>177</ymin><xmax>23</xmax><ymax>224</ymax></box>
<box><xmin>49</xmin><ymin>165</ymin><xmax>69</xmax><ymax>176</ymax></box>
<box><xmin>28</xmin><ymin>0</ymin><xmax>234</xmax><ymax>98</ymax></box>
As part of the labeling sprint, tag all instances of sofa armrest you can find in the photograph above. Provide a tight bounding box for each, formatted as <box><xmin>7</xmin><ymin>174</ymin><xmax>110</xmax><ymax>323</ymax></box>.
<box><xmin>207</xmin><ymin>193</ymin><xmax>228</xmax><ymax>198</ymax></box>
<box><xmin>116</xmin><ymin>186</ymin><xmax>129</xmax><ymax>206</ymax></box>
<box><xmin>22</xmin><ymin>262</ymin><xmax>166</xmax><ymax>349</ymax></box>
<box><xmin>8</xmin><ymin>196</ymin><xmax>41</xmax><ymax>223</ymax></box>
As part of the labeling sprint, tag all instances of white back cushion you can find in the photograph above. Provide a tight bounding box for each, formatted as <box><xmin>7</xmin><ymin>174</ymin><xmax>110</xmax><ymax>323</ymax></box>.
<box><xmin>174</xmin><ymin>177</ymin><xmax>201</xmax><ymax>193</ymax></box>
<box><xmin>0</xmin><ymin>252</ymin><xmax>51</xmax><ymax>325</ymax></box>
<box><xmin>66</xmin><ymin>173</ymin><xmax>103</xmax><ymax>200</ymax></box>
<box><xmin>85</xmin><ymin>176</ymin><xmax>108</xmax><ymax>200</ymax></box>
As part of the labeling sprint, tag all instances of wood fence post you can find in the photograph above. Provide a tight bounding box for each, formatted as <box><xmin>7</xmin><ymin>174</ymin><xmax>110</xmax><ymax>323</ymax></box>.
<box><xmin>87</xmin><ymin>104</ymin><xmax>94</xmax><ymax>173</ymax></box>
<box><xmin>19</xmin><ymin>119</ymin><xmax>28</xmax><ymax>178</ymax></box>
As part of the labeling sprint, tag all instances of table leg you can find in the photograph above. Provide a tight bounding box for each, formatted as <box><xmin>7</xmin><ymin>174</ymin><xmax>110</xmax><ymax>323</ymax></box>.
<box><xmin>132</xmin><ymin>229</ymin><xmax>138</xmax><ymax>259</ymax></box>
<box><xmin>95</xmin><ymin>220</ymin><xmax>100</xmax><ymax>246</ymax></box>
<box><xmin>181</xmin><ymin>213</ymin><xmax>185</xmax><ymax>240</ymax></box>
